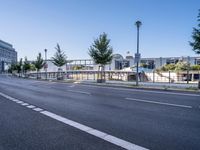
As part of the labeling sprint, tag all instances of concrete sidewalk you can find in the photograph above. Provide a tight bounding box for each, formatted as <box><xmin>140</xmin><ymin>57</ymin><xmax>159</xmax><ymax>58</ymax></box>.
<box><xmin>77</xmin><ymin>80</ymin><xmax>200</xmax><ymax>92</ymax></box>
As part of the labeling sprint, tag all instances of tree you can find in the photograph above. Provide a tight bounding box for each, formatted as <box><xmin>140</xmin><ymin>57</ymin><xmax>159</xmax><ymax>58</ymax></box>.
<box><xmin>51</xmin><ymin>43</ymin><xmax>67</xmax><ymax>79</ymax></box>
<box><xmin>88</xmin><ymin>33</ymin><xmax>113</xmax><ymax>82</ymax></box>
<box><xmin>30</xmin><ymin>63</ymin><xmax>36</xmax><ymax>71</ymax></box>
<box><xmin>160</xmin><ymin>64</ymin><xmax>176</xmax><ymax>71</ymax></box>
<box><xmin>16</xmin><ymin>58</ymin><xmax>23</xmax><ymax>77</ymax></box>
<box><xmin>190</xmin><ymin>10</ymin><xmax>200</xmax><ymax>85</ymax></box>
<box><xmin>8</xmin><ymin>62</ymin><xmax>18</xmax><ymax>73</ymax></box>
<box><xmin>189</xmin><ymin>9</ymin><xmax>200</xmax><ymax>54</ymax></box>
<box><xmin>52</xmin><ymin>43</ymin><xmax>67</xmax><ymax>67</ymax></box>
<box><xmin>23</xmin><ymin>57</ymin><xmax>31</xmax><ymax>76</ymax></box>
<box><xmin>175</xmin><ymin>61</ymin><xmax>190</xmax><ymax>71</ymax></box>
<box><xmin>33</xmin><ymin>53</ymin><xmax>44</xmax><ymax>79</ymax></box>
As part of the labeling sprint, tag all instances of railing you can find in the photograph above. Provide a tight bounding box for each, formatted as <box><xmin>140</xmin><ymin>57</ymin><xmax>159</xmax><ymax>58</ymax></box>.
<box><xmin>12</xmin><ymin>70</ymin><xmax>200</xmax><ymax>84</ymax></box>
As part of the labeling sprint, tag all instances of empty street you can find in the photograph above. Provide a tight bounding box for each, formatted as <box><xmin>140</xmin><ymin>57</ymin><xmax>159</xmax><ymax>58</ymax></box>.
<box><xmin>0</xmin><ymin>75</ymin><xmax>200</xmax><ymax>150</ymax></box>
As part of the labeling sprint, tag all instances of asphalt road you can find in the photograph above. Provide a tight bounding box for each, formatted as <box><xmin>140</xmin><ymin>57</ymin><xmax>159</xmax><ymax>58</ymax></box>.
<box><xmin>0</xmin><ymin>75</ymin><xmax>200</xmax><ymax>150</ymax></box>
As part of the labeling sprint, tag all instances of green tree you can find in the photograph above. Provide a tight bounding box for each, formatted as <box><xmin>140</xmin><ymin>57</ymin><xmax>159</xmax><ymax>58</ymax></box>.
<box><xmin>190</xmin><ymin>9</ymin><xmax>200</xmax><ymax>54</ymax></box>
<box><xmin>33</xmin><ymin>53</ymin><xmax>44</xmax><ymax>79</ymax></box>
<box><xmin>8</xmin><ymin>62</ymin><xmax>18</xmax><ymax>73</ymax></box>
<box><xmin>190</xmin><ymin>10</ymin><xmax>200</xmax><ymax>84</ymax></box>
<box><xmin>52</xmin><ymin>43</ymin><xmax>67</xmax><ymax>67</ymax></box>
<box><xmin>16</xmin><ymin>58</ymin><xmax>23</xmax><ymax>77</ymax></box>
<box><xmin>51</xmin><ymin>43</ymin><xmax>67</xmax><ymax>80</ymax></box>
<box><xmin>160</xmin><ymin>64</ymin><xmax>176</xmax><ymax>71</ymax></box>
<box><xmin>191</xmin><ymin>65</ymin><xmax>200</xmax><ymax>70</ymax></box>
<box><xmin>30</xmin><ymin>63</ymin><xmax>36</xmax><ymax>71</ymax></box>
<box><xmin>23</xmin><ymin>57</ymin><xmax>31</xmax><ymax>75</ymax></box>
<box><xmin>175</xmin><ymin>61</ymin><xmax>190</xmax><ymax>71</ymax></box>
<box><xmin>88</xmin><ymin>33</ymin><xmax>113</xmax><ymax>82</ymax></box>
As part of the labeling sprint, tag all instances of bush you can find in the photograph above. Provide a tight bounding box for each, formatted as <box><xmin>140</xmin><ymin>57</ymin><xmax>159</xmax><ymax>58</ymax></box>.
<box><xmin>191</xmin><ymin>65</ymin><xmax>200</xmax><ymax>70</ymax></box>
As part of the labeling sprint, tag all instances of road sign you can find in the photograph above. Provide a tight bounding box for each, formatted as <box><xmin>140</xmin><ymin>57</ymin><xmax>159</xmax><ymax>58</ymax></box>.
<box><xmin>134</xmin><ymin>53</ymin><xmax>141</xmax><ymax>63</ymax></box>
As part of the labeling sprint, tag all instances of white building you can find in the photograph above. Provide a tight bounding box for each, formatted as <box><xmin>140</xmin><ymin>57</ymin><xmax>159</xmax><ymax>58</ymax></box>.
<box><xmin>41</xmin><ymin>53</ymin><xmax>200</xmax><ymax>72</ymax></box>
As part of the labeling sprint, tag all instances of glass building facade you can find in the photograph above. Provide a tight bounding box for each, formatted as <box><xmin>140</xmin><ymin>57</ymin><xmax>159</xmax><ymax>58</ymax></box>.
<box><xmin>0</xmin><ymin>40</ymin><xmax>17</xmax><ymax>72</ymax></box>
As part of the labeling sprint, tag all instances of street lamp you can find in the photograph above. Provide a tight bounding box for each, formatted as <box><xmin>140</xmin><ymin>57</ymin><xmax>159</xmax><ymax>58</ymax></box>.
<box><xmin>44</xmin><ymin>49</ymin><xmax>47</xmax><ymax>80</ymax></box>
<box><xmin>135</xmin><ymin>20</ymin><xmax>142</xmax><ymax>86</ymax></box>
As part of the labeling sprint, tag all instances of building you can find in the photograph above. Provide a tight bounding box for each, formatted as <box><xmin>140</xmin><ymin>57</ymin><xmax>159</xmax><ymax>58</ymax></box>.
<box><xmin>0</xmin><ymin>40</ymin><xmax>17</xmax><ymax>72</ymax></box>
<box><xmin>38</xmin><ymin>53</ymin><xmax>200</xmax><ymax>73</ymax></box>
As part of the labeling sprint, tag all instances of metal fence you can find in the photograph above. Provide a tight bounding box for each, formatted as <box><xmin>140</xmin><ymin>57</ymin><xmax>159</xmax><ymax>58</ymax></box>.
<box><xmin>24</xmin><ymin>70</ymin><xmax>200</xmax><ymax>84</ymax></box>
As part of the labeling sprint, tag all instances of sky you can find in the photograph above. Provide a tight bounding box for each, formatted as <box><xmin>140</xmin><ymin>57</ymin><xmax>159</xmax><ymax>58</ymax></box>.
<box><xmin>0</xmin><ymin>0</ymin><xmax>200</xmax><ymax>61</ymax></box>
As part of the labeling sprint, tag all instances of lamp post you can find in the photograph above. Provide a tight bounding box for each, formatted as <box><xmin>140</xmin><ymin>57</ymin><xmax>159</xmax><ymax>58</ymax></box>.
<box><xmin>135</xmin><ymin>21</ymin><xmax>142</xmax><ymax>86</ymax></box>
<box><xmin>44</xmin><ymin>49</ymin><xmax>47</xmax><ymax>80</ymax></box>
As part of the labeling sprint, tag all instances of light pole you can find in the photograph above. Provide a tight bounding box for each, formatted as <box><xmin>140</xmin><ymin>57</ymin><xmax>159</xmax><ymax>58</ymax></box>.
<box><xmin>135</xmin><ymin>21</ymin><xmax>142</xmax><ymax>86</ymax></box>
<box><xmin>44</xmin><ymin>49</ymin><xmax>47</xmax><ymax>80</ymax></box>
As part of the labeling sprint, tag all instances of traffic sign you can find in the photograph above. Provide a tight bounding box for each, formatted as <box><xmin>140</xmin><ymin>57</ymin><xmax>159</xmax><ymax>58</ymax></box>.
<box><xmin>134</xmin><ymin>53</ymin><xmax>141</xmax><ymax>63</ymax></box>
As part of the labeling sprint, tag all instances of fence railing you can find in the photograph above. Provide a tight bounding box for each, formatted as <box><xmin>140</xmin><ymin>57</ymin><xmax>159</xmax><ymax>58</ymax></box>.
<box><xmin>14</xmin><ymin>70</ymin><xmax>200</xmax><ymax>84</ymax></box>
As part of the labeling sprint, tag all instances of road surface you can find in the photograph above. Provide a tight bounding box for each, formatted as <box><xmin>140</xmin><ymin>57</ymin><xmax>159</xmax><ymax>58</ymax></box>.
<box><xmin>0</xmin><ymin>75</ymin><xmax>200</xmax><ymax>150</ymax></box>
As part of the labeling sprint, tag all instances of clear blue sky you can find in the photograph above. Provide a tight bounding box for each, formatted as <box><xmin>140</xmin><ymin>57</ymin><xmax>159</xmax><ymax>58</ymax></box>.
<box><xmin>0</xmin><ymin>0</ymin><xmax>199</xmax><ymax>61</ymax></box>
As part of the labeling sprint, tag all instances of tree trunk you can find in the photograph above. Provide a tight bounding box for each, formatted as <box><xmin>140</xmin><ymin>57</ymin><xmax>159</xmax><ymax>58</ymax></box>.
<box><xmin>97</xmin><ymin>65</ymin><xmax>105</xmax><ymax>83</ymax></box>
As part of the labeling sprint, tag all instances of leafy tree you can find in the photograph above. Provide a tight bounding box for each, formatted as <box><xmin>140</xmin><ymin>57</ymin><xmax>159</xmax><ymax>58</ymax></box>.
<box><xmin>8</xmin><ymin>63</ymin><xmax>18</xmax><ymax>73</ymax></box>
<box><xmin>191</xmin><ymin>65</ymin><xmax>200</xmax><ymax>70</ymax></box>
<box><xmin>23</xmin><ymin>57</ymin><xmax>31</xmax><ymax>74</ymax></box>
<box><xmin>160</xmin><ymin>64</ymin><xmax>176</xmax><ymax>71</ymax></box>
<box><xmin>33</xmin><ymin>53</ymin><xmax>44</xmax><ymax>79</ymax></box>
<box><xmin>175</xmin><ymin>61</ymin><xmax>190</xmax><ymax>71</ymax></box>
<box><xmin>88</xmin><ymin>33</ymin><xmax>113</xmax><ymax>82</ymax></box>
<box><xmin>16</xmin><ymin>58</ymin><xmax>23</xmax><ymax>77</ymax></box>
<box><xmin>52</xmin><ymin>43</ymin><xmax>67</xmax><ymax>67</ymax></box>
<box><xmin>51</xmin><ymin>43</ymin><xmax>67</xmax><ymax>80</ymax></box>
<box><xmin>30</xmin><ymin>63</ymin><xmax>36</xmax><ymax>71</ymax></box>
<box><xmin>190</xmin><ymin>9</ymin><xmax>200</xmax><ymax>54</ymax></box>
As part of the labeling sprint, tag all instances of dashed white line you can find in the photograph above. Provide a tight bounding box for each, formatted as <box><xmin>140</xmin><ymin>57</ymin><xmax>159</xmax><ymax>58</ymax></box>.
<box><xmin>21</xmin><ymin>103</ymin><xmax>29</xmax><ymax>106</ymax></box>
<box><xmin>125</xmin><ymin>98</ymin><xmax>192</xmax><ymax>109</ymax></box>
<box><xmin>41</xmin><ymin>111</ymin><xmax>148</xmax><ymax>150</ymax></box>
<box><xmin>26</xmin><ymin>105</ymin><xmax>36</xmax><ymax>109</ymax></box>
<box><xmin>33</xmin><ymin>108</ymin><xmax>43</xmax><ymax>112</ymax></box>
<box><xmin>67</xmin><ymin>90</ymin><xmax>91</xmax><ymax>95</ymax></box>
<box><xmin>16</xmin><ymin>101</ymin><xmax>23</xmax><ymax>104</ymax></box>
<box><xmin>0</xmin><ymin>91</ymin><xmax>149</xmax><ymax>150</ymax></box>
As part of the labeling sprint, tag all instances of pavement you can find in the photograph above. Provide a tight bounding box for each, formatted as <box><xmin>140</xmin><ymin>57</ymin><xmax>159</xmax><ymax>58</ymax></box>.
<box><xmin>0</xmin><ymin>74</ymin><xmax>200</xmax><ymax>150</ymax></box>
<box><xmin>79</xmin><ymin>80</ymin><xmax>199</xmax><ymax>91</ymax></box>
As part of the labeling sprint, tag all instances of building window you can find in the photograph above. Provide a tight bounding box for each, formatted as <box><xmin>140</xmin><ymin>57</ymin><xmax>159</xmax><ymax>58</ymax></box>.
<box><xmin>195</xmin><ymin>59</ymin><xmax>200</xmax><ymax>65</ymax></box>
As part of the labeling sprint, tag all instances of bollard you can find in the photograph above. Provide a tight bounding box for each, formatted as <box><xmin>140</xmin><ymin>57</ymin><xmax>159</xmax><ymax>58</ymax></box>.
<box><xmin>198</xmin><ymin>81</ymin><xmax>200</xmax><ymax>89</ymax></box>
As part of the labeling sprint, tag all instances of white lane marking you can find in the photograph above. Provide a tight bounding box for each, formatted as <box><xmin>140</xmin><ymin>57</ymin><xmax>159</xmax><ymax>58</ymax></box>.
<box><xmin>79</xmin><ymin>84</ymin><xmax>200</xmax><ymax>97</ymax></box>
<box><xmin>21</xmin><ymin>103</ymin><xmax>29</xmax><ymax>106</ymax></box>
<box><xmin>125</xmin><ymin>98</ymin><xmax>192</xmax><ymax>109</ymax></box>
<box><xmin>41</xmin><ymin>111</ymin><xmax>148</xmax><ymax>150</ymax></box>
<box><xmin>16</xmin><ymin>101</ymin><xmax>23</xmax><ymax>104</ymax></box>
<box><xmin>0</xmin><ymin>91</ymin><xmax>149</xmax><ymax>149</ymax></box>
<box><xmin>26</xmin><ymin>105</ymin><xmax>36</xmax><ymax>109</ymax></box>
<box><xmin>33</xmin><ymin>108</ymin><xmax>43</xmax><ymax>112</ymax></box>
<box><xmin>67</xmin><ymin>90</ymin><xmax>91</xmax><ymax>95</ymax></box>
